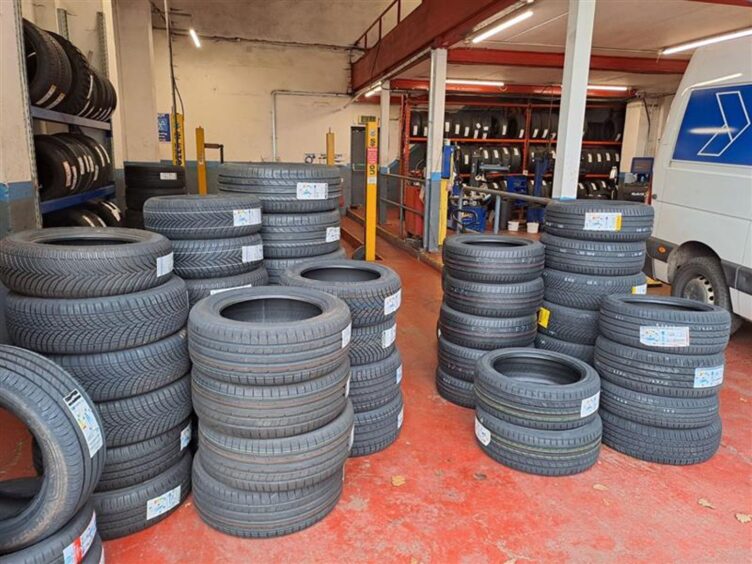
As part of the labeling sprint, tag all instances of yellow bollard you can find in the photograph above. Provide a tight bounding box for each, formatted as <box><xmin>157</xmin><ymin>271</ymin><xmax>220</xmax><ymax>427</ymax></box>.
<box><xmin>196</xmin><ymin>126</ymin><xmax>207</xmax><ymax>196</ymax></box>
<box><xmin>365</xmin><ymin>120</ymin><xmax>378</xmax><ymax>261</ymax></box>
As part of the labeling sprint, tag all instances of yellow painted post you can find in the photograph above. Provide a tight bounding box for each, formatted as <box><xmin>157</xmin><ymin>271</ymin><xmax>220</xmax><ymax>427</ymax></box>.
<box><xmin>196</xmin><ymin>126</ymin><xmax>207</xmax><ymax>196</ymax></box>
<box><xmin>171</xmin><ymin>113</ymin><xmax>185</xmax><ymax>166</ymax></box>
<box><xmin>365</xmin><ymin>120</ymin><xmax>378</xmax><ymax>261</ymax></box>
<box><xmin>326</xmin><ymin>129</ymin><xmax>335</xmax><ymax>166</ymax></box>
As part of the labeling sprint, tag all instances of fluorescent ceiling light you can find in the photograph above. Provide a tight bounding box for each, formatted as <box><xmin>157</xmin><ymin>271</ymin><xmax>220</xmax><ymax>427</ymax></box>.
<box><xmin>587</xmin><ymin>84</ymin><xmax>629</xmax><ymax>92</ymax></box>
<box><xmin>364</xmin><ymin>86</ymin><xmax>382</xmax><ymax>97</ymax></box>
<box><xmin>471</xmin><ymin>10</ymin><xmax>534</xmax><ymax>44</ymax></box>
<box><xmin>661</xmin><ymin>27</ymin><xmax>752</xmax><ymax>55</ymax></box>
<box><xmin>447</xmin><ymin>79</ymin><xmax>505</xmax><ymax>87</ymax></box>
<box><xmin>189</xmin><ymin>28</ymin><xmax>201</xmax><ymax>48</ymax></box>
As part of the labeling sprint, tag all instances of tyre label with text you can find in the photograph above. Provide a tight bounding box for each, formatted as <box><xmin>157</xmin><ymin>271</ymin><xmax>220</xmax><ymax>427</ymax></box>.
<box><xmin>396</xmin><ymin>364</ymin><xmax>403</xmax><ymax>385</ymax></box>
<box><xmin>156</xmin><ymin>253</ymin><xmax>174</xmax><ymax>277</ymax></box>
<box><xmin>62</xmin><ymin>510</ymin><xmax>97</xmax><ymax>564</ymax></box>
<box><xmin>639</xmin><ymin>326</ymin><xmax>690</xmax><ymax>347</ymax></box>
<box><xmin>344</xmin><ymin>375</ymin><xmax>351</xmax><ymax>398</ymax></box>
<box><xmin>341</xmin><ymin>323</ymin><xmax>352</xmax><ymax>348</ymax></box>
<box><xmin>160</xmin><ymin>172</ymin><xmax>178</xmax><ymax>181</ymax></box>
<box><xmin>63</xmin><ymin>390</ymin><xmax>103</xmax><ymax>458</ymax></box>
<box><xmin>325</xmin><ymin>226</ymin><xmax>341</xmax><ymax>243</ymax></box>
<box><xmin>397</xmin><ymin>406</ymin><xmax>404</xmax><ymax>429</ymax></box>
<box><xmin>384</xmin><ymin>289</ymin><xmax>402</xmax><ymax>316</ymax></box>
<box><xmin>694</xmin><ymin>365</ymin><xmax>724</xmax><ymax>388</ymax></box>
<box><xmin>583</xmin><ymin>212</ymin><xmax>622</xmax><ymax>232</ymax></box>
<box><xmin>475</xmin><ymin>418</ymin><xmax>491</xmax><ymax>446</ymax></box>
<box><xmin>538</xmin><ymin>307</ymin><xmax>551</xmax><ymax>328</ymax></box>
<box><xmin>146</xmin><ymin>486</ymin><xmax>181</xmax><ymax>520</ymax></box>
<box><xmin>242</xmin><ymin>244</ymin><xmax>263</xmax><ymax>262</ymax></box>
<box><xmin>180</xmin><ymin>422</ymin><xmax>192</xmax><ymax>450</ymax></box>
<box><xmin>631</xmin><ymin>283</ymin><xmax>648</xmax><ymax>294</ymax></box>
<box><xmin>382</xmin><ymin>324</ymin><xmax>397</xmax><ymax>348</ymax></box>
<box><xmin>233</xmin><ymin>208</ymin><xmax>261</xmax><ymax>226</ymax></box>
<box><xmin>296</xmin><ymin>182</ymin><xmax>328</xmax><ymax>200</ymax></box>
<box><xmin>580</xmin><ymin>391</ymin><xmax>600</xmax><ymax>417</ymax></box>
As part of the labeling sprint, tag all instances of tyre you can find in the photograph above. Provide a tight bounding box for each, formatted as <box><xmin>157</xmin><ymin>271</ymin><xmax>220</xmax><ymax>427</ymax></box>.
<box><xmin>198</xmin><ymin>401</ymin><xmax>353</xmax><ymax>492</ymax></box>
<box><xmin>279</xmin><ymin>260</ymin><xmax>401</xmax><ymax>328</ymax></box>
<box><xmin>438</xmin><ymin>303</ymin><xmax>537</xmax><ymax>350</ymax></box>
<box><xmin>188</xmin><ymin>286</ymin><xmax>351</xmax><ymax>386</ymax></box>
<box><xmin>7</xmin><ymin>275</ymin><xmax>189</xmax><ymax>354</ymax></box>
<box><xmin>437</xmin><ymin>336</ymin><xmax>486</xmax><ymax>383</ymax></box>
<box><xmin>543</xmin><ymin>200</ymin><xmax>653</xmax><ymax>242</ymax></box>
<box><xmin>534</xmin><ymin>333</ymin><xmax>594</xmax><ymax>364</ymax></box>
<box><xmin>671</xmin><ymin>256</ymin><xmax>744</xmax><ymax>335</ymax></box>
<box><xmin>349</xmin><ymin>319</ymin><xmax>397</xmax><ymax>366</ymax></box>
<box><xmin>443</xmin><ymin>235</ymin><xmax>544</xmax><ymax>283</ymax></box>
<box><xmin>23</xmin><ymin>20</ymin><xmax>72</xmax><ymax>110</ymax></box>
<box><xmin>124</xmin><ymin>209</ymin><xmax>144</xmax><ymax>228</ymax></box>
<box><xmin>96</xmin><ymin>374</ymin><xmax>192</xmax><ymax>447</ymax></box>
<box><xmin>192</xmin><ymin>451</ymin><xmax>343</xmax><ymax>538</ymax></box>
<box><xmin>185</xmin><ymin>267</ymin><xmax>269</xmax><ymax>306</ymax></box>
<box><xmin>84</xmin><ymin>200</ymin><xmax>122</xmax><ymax>227</ymax></box>
<box><xmin>598</xmin><ymin>295</ymin><xmax>731</xmax><ymax>355</ymax></box>
<box><xmin>47</xmin><ymin>329</ymin><xmax>189</xmax><ymax>402</ymax></box>
<box><xmin>34</xmin><ymin>135</ymin><xmax>81</xmax><ymax>198</ymax></box>
<box><xmin>93</xmin><ymin>451</ymin><xmax>191</xmax><ymax>540</ymax></box>
<box><xmin>53</xmin><ymin>134</ymin><xmax>95</xmax><ymax>193</ymax></box>
<box><xmin>542</xmin><ymin>269</ymin><xmax>646</xmax><ymax>310</ymax></box>
<box><xmin>261</xmin><ymin>210</ymin><xmax>341</xmax><ymax>258</ymax></box>
<box><xmin>541</xmin><ymin>233</ymin><xmax>646</xmax><ymax>276</ymax></box>
<box><xmin>537</xmin><ymin>300</ymin><xmax>600</xmax><ymax>345</ymax></box>
<box><xmin>349</xmin><ymin>349</ymin><xmax>402</xmax><ymax>411</ymax></box>
<box><xmin>474</xmin><ymin>348</ymin><xmax>601</xmax><ymax>430</ymax></box>
<box><xmin>124</xmin><ymin>163</ymin><xmax>185</xmax><ymax>189</ymax></box>
<box><xmin>74</xmin><ymin>135</ymin><xmax>112</xmax><ymax>188</ymax></box>
<box><xmin>97</xmin><ymin>419</ymin><xmax>192</xmax><ymax>492</ymax></box>
<box><xmin>594</xmin><ymin>336</ymin><xmax>725</xmax><ymax>398</ymax></box>
<box><xmin>172</xmin><ymin>233</ymin><xmax>263</xmax><ymax>279</ymax></box>
<box><xmin>443</xmin><ymin>274</ymin><xmax>543</xmax><ymax>318</ymax></box>
<box><xmin>49</xmin><ymin>31</ymin><xmax>94</xmax><ymax>116</ymax></box>
<box><xmin>0</xmin><ymin>227</ymin><xmax>173</xmax><ymax>298</ymax></box>
<box><xmin>43</xmin><ymin>208</ymin><xmax>107</xmax><ymax>228</ymax></box>
<box><xmin>600</xmin><ymin>410</ymin><xmax>721</xmax><ymax>465</ymax></box>
<box><xmin>192</xmin><ymin>360</ymin><xmax>349</xmax><ymax>439</ymax></box>
<box><xmin>351</xmin><ymin>389</ymin><xmax>403</xmax><ymax>457</ymax></box>
<box><xmin>436</xmin><ymin>368</ymin><xmax>474</xmax><ymax>408</ymax></box>
<box><xmin>474</xmin><ymin>406</ymin><xmax>601</xmax><ymax>476</ymax></box>
<box><xmin>600</xmin><ymin>379</ymin><xmax>718</xmax><ymax>429</ymax></box>
<box><xmin>218</xmin><ymin>163</ymin><xmax>342</xmax><ymax>213</ymax></box>
<box><xmin>143</xmin><ymin>194</ymin><xmax>262</xmax><ymax>240</ymax></box>
<box><xmin>0</xmin><ymin>346</ymin><xmax>105</xmax><ymax>552</ymax></box>
<box><xmin>265</xmin><ymin>247</ymin><xmax>346</xmax><ymax>284</ymax></box>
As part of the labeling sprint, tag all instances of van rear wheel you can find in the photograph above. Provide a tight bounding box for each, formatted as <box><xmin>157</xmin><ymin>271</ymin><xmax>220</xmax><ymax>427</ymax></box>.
<box><xmin>672</xmin><ymin>256</ymin><xmax>743</xmax><ymax>335</ymax></box>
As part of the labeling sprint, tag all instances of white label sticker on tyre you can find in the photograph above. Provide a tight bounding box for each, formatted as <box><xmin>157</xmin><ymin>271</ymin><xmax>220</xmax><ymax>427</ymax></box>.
<box><xmin>62</xmin><ymin>161</ymin><xmax>72</xmax><ymax>188</ymax></box>
<box><xmin>242</xmin><ymin>244</ymin><xmax>263</xmax><ymax>262</ymax></box>
<box><xmin>639</xmin><ymin>326</ymin><xmax>690</xmax><ymax>347</ymax></box>
<box><xmin>397</xmin><ymin>407</ymin><xmax>404</xmax><ymax>429</ymax></box>
<box><xmin>63</xmin><ymin>509</ymin><xmax>97</xmax><ymax>564</ymax></box>
<box><xmin>325</xmin><ymin>226</ymin><xmax>341</xmax><ymax>243</ymax></box>
<box><xmin>180</xmin><ymin>422</ymin><xmax>192</xmax><ymax>450</ymax></box>
<box><xmin>99</xmin><ymin>550</ymin><xmax>105</xmax><ymax>564</ymax></box>
<box><xmin>233</xmin><ymin>208</ymin><xmax>261</xmax><ymax>226</ymax></box>
<box><xmin>580</xmin><ymin>391</ymin><xmax>600</xmax><ymax>418</ymax></box>
<box><xmin>396</xmin><ymin>364</ymin><xmax>403</xmax><ymax>385</ymax></box>
<box><xmin>36</xmin><ymin>84</ymin><xmax>58</xmax><ymax>106</ymax></box>
<box><xmin>475</xmin><ymin>417</ymin><xmax>491</xmax><ymax>446</ymax></box>
<box><xmin>694</xmin><ymin>365</ymin><xmax>724</xmax><ymax>388</ymax></box>
<box><xmin>583</xmin><ymin>212</ymin><xmax>622</xmax><ymax>232</ymax></box>
<box><xmin>156</xmin><ymin>253</ymin><xmax>174</xmax><ymax>277</ymax></box>
<box><xmin>382</xmin><ymin>324</ymin><xmax>397</xmax><ymax>348</ymax></box>
<box><xmin>384</xmin><ymin>289</ymin><xmax>402</xmax><ymax>315</ymax></box>
<box><xmin>146</xmin><ymin>486</ymin><xmax>181</xmax><ymax>520</ymax></box>
<box><xmin>296</xmin><ymin>182</ymin><xmax>328</xmax><ymax>200</ymax></box>
<box><xmin>344</xmin><ymin>375</ymin><xmax>351</xmax><ymax>398</ymax></box>
<box><xmin>631</xmin><ymin>284</ymin><xmax>648</xmax><ymax>295</ymax></box>
<box><xmin>160</xmin><ymin>172</ymin><xmax>178</xmax><ymax>181</ymax></box>
<box><xmin>63</xmin><ymin>390</ymin><xmax>103</xmax><ymax>458</ymax></box>
<box><xmin>348</xmin><ymin>426</ymin><xmax>355</xmax><ymax>450</ymax></box>
<box><xmin>210</xmin><ymin>283</ymin><xmax>254</xmax><ymax>295</ymax></box>
<box><xmin>341</xmin><ymin>323</ymin><xmax>352</xmax><ymax>348</ymax></box>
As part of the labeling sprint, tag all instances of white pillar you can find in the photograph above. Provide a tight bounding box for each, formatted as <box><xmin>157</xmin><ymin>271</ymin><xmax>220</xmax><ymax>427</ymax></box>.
<box><xmin>379</xmin><ymin>80</ymin><xmax>391</xmax><ymax>171</ymax></box>
<box><xmin>552</xmin><ymin>0</ymin><xmax>596</xmax><ymax>200</ymax></box>
<box><xmin>423</xmin><ymin>48</ymin><xmax>447</xmax><ymax>252</ymax></box>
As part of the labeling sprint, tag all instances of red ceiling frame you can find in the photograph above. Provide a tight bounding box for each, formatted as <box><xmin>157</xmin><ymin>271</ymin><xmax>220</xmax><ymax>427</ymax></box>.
<box><xmin>390</xmin><ymin>78</ymin><xmax>635</xmax><ymax>99</ymax></box>
<box><xmin>448</xmin><ymin>49</ymin><xmax>689</xmax><ymax>74</ymax></box>
<box><xmin>688</xmin><ymin>0</ymin><xmax>751</xmax><ymax>6</ymax></box>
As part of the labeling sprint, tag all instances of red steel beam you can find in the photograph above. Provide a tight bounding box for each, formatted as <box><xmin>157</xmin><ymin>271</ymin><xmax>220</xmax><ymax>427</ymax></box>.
<box><xmin>390</xmin><ymin>78</ymin><xmax>635</xmax><ymax>99</ymax></box>
<box><xmin>448</xmin><ymin>49</ymin><xmax>689</xmax><ymax>74</ymax></box>
<box><xmin>688</xmin><ymin>0</ymin><xmax>752</xmax><ymax>6</ymax></box>
<box><xmin>351</xmin><ymin>0</ymin><xmax>519</xmax><ymax>92</ymax></box>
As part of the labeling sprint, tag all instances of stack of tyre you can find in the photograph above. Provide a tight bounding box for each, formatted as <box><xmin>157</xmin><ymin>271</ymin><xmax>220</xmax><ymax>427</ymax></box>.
<box><xmin>189</xmin><ymin>287</ymin><xmax>353</xmax><ymax>537</ymax></box>
<box><xmin>537</xmin><ymin>201</ymin><xmax>654</xmax><ymax>364</ymax></box>
<box><xmin>473</xmin><ymin>348</ymin><xmax>602</xmax><ymax>476</ymax></box>
<box><xmin>280</xmin><ymin>260</ymin><xmax>404</xmax><ymax>456</ymax></box>
<box><xmin>596</xmin><ymin>295</ymin><xmax>731</xmax><ymax>465</ymax></box>
<box><xmin>125</xmin><ymin>163</ymin><xmax>187</xmax><ymax>228</ymax></box>
<box><xmin>437</xmin><ymin>235</ymin><xmax>544</xmax><ymax>408</ymax></box>
<box><xmin>217</xmin><ymin>163</ymin><xmax>345</xmax><ymax>283</ymax></box>
<box><xmin>0</xmin><ymin>227</ymin><xmax>193</xmax><ymax>540</ymax></box>
<box><xmin>144</xmin><ymin>194</ymin><xmax>268</xmax><ymax>305</ymax></box>
<box><xmin>0</xmin><ymin>346</ymin><xmax>105</xmax><ymax>562</ymax></box>
<box><xmin>24</xmin><ymin>19</ymin><xmax>117</xmax><ymax>118</ymax></box>
<box><xmin>45</xmin><ymin>200</ymin><xmax>123</xmax><ymax>228</ymax></box>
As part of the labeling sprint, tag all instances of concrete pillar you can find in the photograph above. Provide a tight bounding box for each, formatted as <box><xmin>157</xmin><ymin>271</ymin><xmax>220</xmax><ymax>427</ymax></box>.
<box><xmin>110</xmin><ymin>0</ymin><xmax>160</xmax><ymax>163</ymax></box>
<box><xmin>0</xmin><ymin>0</ymin><xmax>41</xmax><ymax>233</ymax></box>
<box><xmin>552</xmin><ymin>0</ymin><xmax>596</xmax><ymax>200</ymax></box>
<box><xmin>423</xmin><ymin>48</ymin><xmax>447</xmax><ymax>252</ymax></box>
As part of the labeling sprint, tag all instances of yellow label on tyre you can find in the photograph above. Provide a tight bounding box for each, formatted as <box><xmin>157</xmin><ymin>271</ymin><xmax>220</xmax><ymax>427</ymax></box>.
<box><xmin>538</xmin><ymin>307</ymin><xmax>551</xmax><ymax>328</ymax></box>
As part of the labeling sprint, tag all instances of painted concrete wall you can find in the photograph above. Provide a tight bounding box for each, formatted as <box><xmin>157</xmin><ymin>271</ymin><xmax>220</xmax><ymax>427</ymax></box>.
<box><xmin>620</xmin><ymin>96</ymin><xmax>674</xmax><ymax>172</ymax></box>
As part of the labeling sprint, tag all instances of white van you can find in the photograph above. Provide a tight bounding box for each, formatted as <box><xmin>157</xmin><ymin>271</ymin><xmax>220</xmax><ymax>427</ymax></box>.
<box><xmin>647</xmin><ymin>36</ymin><xmax>752</xmax><ymax>333</ymax></box>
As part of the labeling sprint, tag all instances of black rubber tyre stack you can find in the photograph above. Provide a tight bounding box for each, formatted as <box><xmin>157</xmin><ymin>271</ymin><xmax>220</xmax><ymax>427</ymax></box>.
<box><xmin>473</xmin><ymin>348</ymin><xmax>602</xmax><ymax>475</ymax></box>
<box><xmin>22</xmin><ymin>19</ymin><xmax>72</xmax><ymax>110</ymax></box>
<box><xmin>438</xmin><ymin>235</ymin><xmax>544</xmax><ymax>408</ymax></box>
<box><xmin>279</xmin><ymin>260</ymin><xmax>404</xmax><ymax>456</ymax></box>
<box><xmin>124</xmin><ymin>163</ymin><xmax>187</xmax><ymax>228</ymax></box>
<box><xmin>537</xmin><ymin>200</ymin><xmax>654</xmax><ymax>364</ymax></box>
<box><xmin>0</xmin><ymin>227</ymin><xmax>192</xmax><ymax>540</ymax></box>
<box><xmin>595</xmin><ymin>295</ymin><xmax>731</xmax><ymax>465</ymax></box>
<box><xmin>188</xmin><ymin>286</ymin><xmax>352</xmax><ymax>537</ymax></box>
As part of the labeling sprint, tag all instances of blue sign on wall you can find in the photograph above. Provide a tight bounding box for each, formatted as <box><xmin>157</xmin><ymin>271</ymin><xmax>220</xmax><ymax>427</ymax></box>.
<box><xmin>673</xmin><ymin>83</ymin><xmax>752</xmax><ymax>166</ymax></box>
<box><xmin>158</xmin><ymin>113</ymin><xmax>171</xmax><ymax>142</ymax></box>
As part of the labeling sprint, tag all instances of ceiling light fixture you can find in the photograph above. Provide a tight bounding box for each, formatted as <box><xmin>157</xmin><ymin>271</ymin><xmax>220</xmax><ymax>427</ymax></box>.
<box><xmin>587</xmin><ymin>84</ymin><xmax>629</xmax><ymax>92</ymax></box>
<box><xmin>471</xmin><ymin>9</ymin><xmax>534</xmax><ymax>44</ymax></box>
<box><xmin>661</xmin><ymin>27</ymin><xmax>752</xmax><ymax>55</ymax></box>
<box><xmin>189</xmin><ymin>27</ymin><xmax>201</xmax><ymax>48</ymax></box>
<box><xmin>446</xmin><ymin>79</ymin><xmax>506</xmax><ymax>87</ymax></box>
<box><xmin>364</xmin><ymin>85</ymin><xmax>382</xmax><ymax>97</ymax></box>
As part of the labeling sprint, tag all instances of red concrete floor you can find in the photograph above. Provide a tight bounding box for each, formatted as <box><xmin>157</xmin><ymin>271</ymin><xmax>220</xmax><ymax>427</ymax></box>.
<box><xmin>2</xmin><ymin>234</ymin><xmax>751</xmax><ymax>562</ymax></box>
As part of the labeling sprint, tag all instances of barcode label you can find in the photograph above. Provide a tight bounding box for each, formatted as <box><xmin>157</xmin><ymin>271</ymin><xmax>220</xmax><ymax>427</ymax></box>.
<box><xmin>296</xmin><ymin>182</ymin><xmax>328</xmax><ymax>200</ymax></box>
<box><xmin>160</xmin><ymin>172</ymin><xmax>178</xmax><ymax>180</ymax></box>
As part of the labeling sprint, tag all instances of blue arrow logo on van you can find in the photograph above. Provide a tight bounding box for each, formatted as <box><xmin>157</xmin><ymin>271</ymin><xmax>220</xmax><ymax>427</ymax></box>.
<box><xmin>697</xmin><ymin>91</ymin><xmax>750</xmax><ymax>157</ymax></box>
